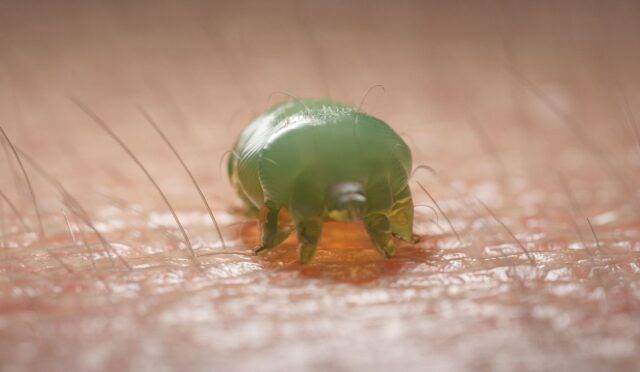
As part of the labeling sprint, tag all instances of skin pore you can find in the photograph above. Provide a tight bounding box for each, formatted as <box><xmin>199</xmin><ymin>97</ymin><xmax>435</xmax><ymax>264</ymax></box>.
<box><xmin>1</xmin><ymin>1</ymin><xmax>639</xmax><ymax>371</ymax></box>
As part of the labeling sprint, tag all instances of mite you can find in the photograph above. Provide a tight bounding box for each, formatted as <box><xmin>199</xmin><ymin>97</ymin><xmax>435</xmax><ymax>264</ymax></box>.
<box><xmin>228</xmin><ymin>99</ymin><xmax>416</xmax><ymax>263</ymax></box>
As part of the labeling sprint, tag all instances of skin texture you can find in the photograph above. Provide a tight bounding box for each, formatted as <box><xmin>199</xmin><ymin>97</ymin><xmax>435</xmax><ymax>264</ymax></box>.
<box><xmin>1</xmin><ymin>1</ymin><xmax>640</xmax><ymax>371</ymax></box>
<box><xmin>229</xmin><ymin>99</ymin><xmax>414</xmax><ymax>262</ymax></box>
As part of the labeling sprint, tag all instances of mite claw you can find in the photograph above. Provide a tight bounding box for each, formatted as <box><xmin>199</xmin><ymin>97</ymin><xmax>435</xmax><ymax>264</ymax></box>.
<box><xmin>379</xmin><ymin>242</ymin><xmax>396</xmax><ymax>259</ymax></box>
<box><xmin>254</xmin><ymin>245</ymin><xmax>270</xmax><ymax>256</ymax></box>
<box><xmin>392</xmin><ymin>232</ymin><xmax>421</xmax><ymax>244</ymax></box>
<box><xmin>299</xmin><ymin>243</ymin><xmax>317</xmax><ymax>264</ymax></box>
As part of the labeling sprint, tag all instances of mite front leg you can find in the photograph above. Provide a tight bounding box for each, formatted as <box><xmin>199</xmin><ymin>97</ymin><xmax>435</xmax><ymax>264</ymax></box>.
<box><xmin>289</xmin><ymin>174</ymin><xmax>325</xmax><ymax>264</ymax></box>
<box><xmin>294</xmin><ymin>217</ymin><xmax>323</xmax><ymax>264</ymax></box>
<box><xmin>364</xmin><ymin>213</ymin><xmax>395</xmax><ymax>258</ymax></box>
<box><xmin>389</xmin><ymin>186</ymin><xmax>419</xmax><ymax>243</ymax></box>
<box><xmin>255</xmin><ymin>205</ymin><xmax>292</xmax><ymax>255</ymax></box>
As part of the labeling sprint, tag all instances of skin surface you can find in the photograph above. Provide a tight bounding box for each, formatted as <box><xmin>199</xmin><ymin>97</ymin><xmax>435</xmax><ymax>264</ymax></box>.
<box><xmin>229</xmin><ymin>99</ymin><xmax>414</xmax><ymax>262</ymax></box>
<box><xmin>0</xmin><ymin>1</ymin><xmax>640</xmax><ymax>371</ymax></box>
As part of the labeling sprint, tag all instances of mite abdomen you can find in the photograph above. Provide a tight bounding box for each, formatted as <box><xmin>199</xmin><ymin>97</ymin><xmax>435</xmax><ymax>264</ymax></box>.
<box><xmin>230</xmin><ymin>99</ymin><xmax>411</xmax><ymax>209</ymax></box>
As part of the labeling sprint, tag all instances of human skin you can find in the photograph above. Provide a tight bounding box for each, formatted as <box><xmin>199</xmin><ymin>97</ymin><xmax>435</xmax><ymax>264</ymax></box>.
<box><xmin>1</xmin><ymin>1</ymin><xmax>640</xmax><ymax>371</ymax></box>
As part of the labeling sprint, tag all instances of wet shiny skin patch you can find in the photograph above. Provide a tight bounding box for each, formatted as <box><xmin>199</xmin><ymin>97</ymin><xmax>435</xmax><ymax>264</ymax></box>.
<box><xmin>242</xmin><ymin>221</ymin><xmax>433</xmax><ymax>283</ymax></box>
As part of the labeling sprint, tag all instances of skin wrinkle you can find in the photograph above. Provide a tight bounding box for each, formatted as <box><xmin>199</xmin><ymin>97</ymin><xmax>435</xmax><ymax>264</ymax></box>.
<box><xmin>0</xmin><ymin>1</ymin><xmax>639</xmax><ymax>371</ymax></box>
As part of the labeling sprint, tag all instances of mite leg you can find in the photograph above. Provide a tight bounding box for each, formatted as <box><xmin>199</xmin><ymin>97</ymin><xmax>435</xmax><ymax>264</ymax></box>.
<box><xmin>364</xmin><ymin>213</ymin><xmax>395</xmax><ymax>258</ymax></box>
<box><xmin>255</xmin><ymin>205</ymin><xmax>292</xmax><ymax>255</ymax></box>
<box><xmin>289</xmin><ymin>176</ymin><xmax>325</xmax><ymax>264</ymax></box>
<box><xmin>362</xmin><ymin>177</ymin><xmax>396</xmax><ymax>257</ymax></box>
<box><xmin>389</xmin><ymin>185</ymin><xmax>419</xmax><ymax>243</ymax></box>
<box><xmin>294</xmin><ymin>217</ymin><xmax>323</xmax><ymax>264</ymax></box>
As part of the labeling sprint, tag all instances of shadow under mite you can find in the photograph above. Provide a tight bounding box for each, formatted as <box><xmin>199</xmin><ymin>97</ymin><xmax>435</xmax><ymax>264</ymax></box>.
<box><xmin>241</xmin><ymin>220</ymin><xmax>436</xmax><ymax>284</ymax></box>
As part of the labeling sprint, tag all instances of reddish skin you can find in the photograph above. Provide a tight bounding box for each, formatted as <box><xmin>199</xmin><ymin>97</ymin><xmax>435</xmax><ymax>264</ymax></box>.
<box><xmin>0</xmin><ymin>2</ymin><xmax>640</xmax><ymax>371</ymax></box>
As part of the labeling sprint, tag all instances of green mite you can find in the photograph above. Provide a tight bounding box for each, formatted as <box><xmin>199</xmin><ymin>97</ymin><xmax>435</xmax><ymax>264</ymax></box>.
<box><xmin>228</xmin><ymin>99</ymin><xmax>416</xmax><ymax>263</ymax></box>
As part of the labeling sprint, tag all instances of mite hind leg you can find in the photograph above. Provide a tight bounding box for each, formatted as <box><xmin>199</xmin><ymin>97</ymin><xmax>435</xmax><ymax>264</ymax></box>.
<box><xmin>255</xmin><ymin>204</ymin><xmax>293</xmax><ymax>255</ymax></box>
<box><xmin>389</xmin><ymin>185</ymin><xmax>419</xmax><ymax>243</ymax></box>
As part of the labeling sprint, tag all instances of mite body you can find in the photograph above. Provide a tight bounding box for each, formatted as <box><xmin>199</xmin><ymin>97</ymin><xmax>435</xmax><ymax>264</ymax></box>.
<box><xmin>228</xmin><ymin>99</ymin><xmax>416</xmax><ymax>263</ymax></box>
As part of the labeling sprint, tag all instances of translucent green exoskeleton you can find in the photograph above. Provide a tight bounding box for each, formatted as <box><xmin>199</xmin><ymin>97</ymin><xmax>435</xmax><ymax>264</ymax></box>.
<box><xmin>228</xmin><ymin>99</ymin><xmax>416</xmax><ymax>263</ymax></box>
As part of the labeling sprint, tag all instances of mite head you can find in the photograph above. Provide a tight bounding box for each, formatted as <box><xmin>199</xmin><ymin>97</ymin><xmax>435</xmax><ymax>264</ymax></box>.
<box><xmin>326</xmin><ymin>182</ymin><xmax>367</xmax><ymax>222</ymax></box>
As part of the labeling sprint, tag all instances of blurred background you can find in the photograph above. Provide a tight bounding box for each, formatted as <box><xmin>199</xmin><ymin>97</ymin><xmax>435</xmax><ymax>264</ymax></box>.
<box><xmin>0</xmin><ymin>1</ymin><xmax>639</xmax><ymax>371</ymax></box>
